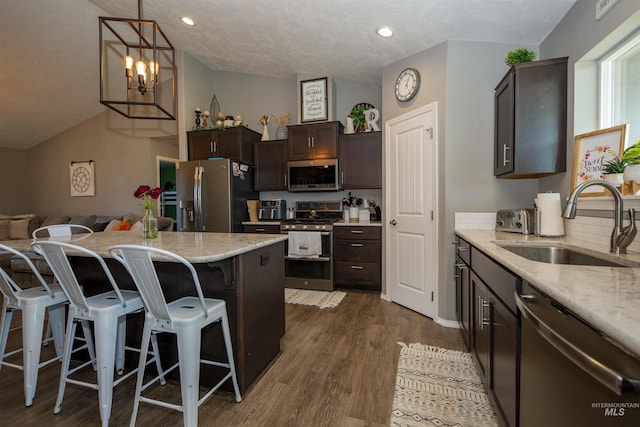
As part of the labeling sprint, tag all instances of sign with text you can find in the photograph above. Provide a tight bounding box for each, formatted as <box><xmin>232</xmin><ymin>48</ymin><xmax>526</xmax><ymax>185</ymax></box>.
<box><xmin>300</xmin><ymin>77</ymin><xmax>328</xmax><ymax>122</ymax></box>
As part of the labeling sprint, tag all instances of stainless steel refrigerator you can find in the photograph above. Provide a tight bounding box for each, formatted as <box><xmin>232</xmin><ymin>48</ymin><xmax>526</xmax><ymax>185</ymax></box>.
<box><xmin>176</xmin><ymin>159</ymin><xmax>257</xmax><ymax>232</ymax></box>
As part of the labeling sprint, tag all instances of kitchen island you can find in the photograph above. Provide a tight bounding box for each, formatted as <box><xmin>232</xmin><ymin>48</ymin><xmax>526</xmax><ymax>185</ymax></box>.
<box><xmin>5</xmin><ymin>231</ymin><xmax>288</xmax><ymax>394</ymax></box>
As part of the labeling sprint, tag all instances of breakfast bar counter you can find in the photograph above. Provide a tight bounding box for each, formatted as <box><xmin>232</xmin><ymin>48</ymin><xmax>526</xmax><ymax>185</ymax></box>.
<box><xmin>5</xmin><ymin>231</ymin><xmax>288</xmax><ymax>394</ymax></box>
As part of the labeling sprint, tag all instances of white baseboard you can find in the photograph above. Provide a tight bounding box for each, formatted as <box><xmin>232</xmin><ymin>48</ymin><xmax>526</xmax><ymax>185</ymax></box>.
<box><xmin>435</xmin><ymin>318</ymin><xmax>460</xmax><ymax>329</ymax></box>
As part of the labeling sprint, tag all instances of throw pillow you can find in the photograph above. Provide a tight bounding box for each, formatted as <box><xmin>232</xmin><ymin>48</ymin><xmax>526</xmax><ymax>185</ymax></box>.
<box><xmin>9</xmin><ymin>218</ymin><xmax>30</xmax><ymax>239</ymax></box>
<box><xmin>69</xmin><ymin>215</ymin><xmax>97</xmax><ymax>230</ymax></box>
<box><xmin>40</xmin><ymin>216</ymin><xmax>71</xmax><ymax>227</ymax></box>
<box><xmin>104</xmin><ymin>219</ymin><xmax>123</xmax><ymax>232</ymax></box>
<box><xmin>0</xmin><ymin>219</ymin><xmax>10</xmax><ymax>240</ymax></box>
<box><xmin>114</xmin><ymin>219</ymin><xmax>131</xmax><ymax>231</ymax></box>
<box><xmin>129</xmin><ymin>221</ymin><xmax>143</xmax><ymax>232</ymax></box>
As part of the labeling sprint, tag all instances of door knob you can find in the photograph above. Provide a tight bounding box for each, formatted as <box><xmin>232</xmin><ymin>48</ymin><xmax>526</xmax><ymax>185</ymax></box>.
<box><xmin>390</xmin><ymin>219</ymin><xmax>397</xmax><ymax>226</ymax></box>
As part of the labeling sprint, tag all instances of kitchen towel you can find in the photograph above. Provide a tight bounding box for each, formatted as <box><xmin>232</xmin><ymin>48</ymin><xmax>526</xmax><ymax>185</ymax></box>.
<box><xmin>287</xmin><ymin>231</ymin><xmax>322</xmax><ymax>258</ymax></box>
<box><xmin>536</xmin><ymin>192</ymin><xmax>564</xmax><ymax>236</ymax></box>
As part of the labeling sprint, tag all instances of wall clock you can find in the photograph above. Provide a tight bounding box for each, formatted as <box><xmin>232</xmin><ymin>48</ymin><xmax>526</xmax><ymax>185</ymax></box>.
<box><xmin>395</xmin><ymin>68</ymin><xmax>420</xmax><ymax>102</ymax></box>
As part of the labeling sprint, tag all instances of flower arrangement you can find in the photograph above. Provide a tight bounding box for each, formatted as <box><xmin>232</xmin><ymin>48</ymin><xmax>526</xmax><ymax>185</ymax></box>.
<box><xmin>134</xmin><ymin>185</ymin><xmax>163</xmax><ymax>212</ymax></box>
<box><xmin>259</xmin><ymin>115</ymin><xmax>271</xmax><ymax>126</ymax></box>
<box><xmin>213</xmin><ymin>112</ymin><xmax>248</xmax><ymax>129</ymax></box>
<box><xmin>134</xmin><ymin>185</ymin><xmax>162</xmax><ymax>238</ymax></box>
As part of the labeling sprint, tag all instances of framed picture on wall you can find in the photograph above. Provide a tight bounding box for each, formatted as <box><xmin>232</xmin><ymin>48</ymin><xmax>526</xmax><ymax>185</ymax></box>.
<box><xmin>69</xmin><ymin>160</ymin><xmax>95</xmax><ymax>197</ymax></box>
<box><xmin>570</xmin><ymin>124</ymin><xmax>628</xmax><ymax>197</ymax></box>
<box><xmin>300</xmin><ymin>77</ymin><xmax>328</xmax><ymax>122</ymax></box>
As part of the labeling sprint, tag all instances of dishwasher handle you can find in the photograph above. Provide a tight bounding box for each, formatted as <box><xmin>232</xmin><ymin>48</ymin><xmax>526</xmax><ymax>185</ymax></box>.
<box><xmin>516</xmin><ymin>292</ymin><xmax>640</xmax><ymax>396</ymax></box>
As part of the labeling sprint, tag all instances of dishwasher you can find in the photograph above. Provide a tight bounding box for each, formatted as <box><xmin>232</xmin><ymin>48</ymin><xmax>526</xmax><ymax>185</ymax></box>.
<box><xmin>516</xmin><ymin>282</ymin><xmax>640</xmax><ymax>426</ymax></box>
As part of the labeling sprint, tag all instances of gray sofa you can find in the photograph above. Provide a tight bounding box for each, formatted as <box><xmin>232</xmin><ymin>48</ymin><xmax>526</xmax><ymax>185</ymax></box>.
<box><xmin>1</xmin><ymin>212</ymin><xmax>174</xmax><ymax>287</ymax></box>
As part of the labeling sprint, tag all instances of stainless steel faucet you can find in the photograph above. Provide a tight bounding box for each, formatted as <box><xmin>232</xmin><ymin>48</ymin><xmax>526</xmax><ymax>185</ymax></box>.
<box><xmin>562</xmin><ymin>179</ymin><xmax>637</xmax><ymax>254</ymax></box>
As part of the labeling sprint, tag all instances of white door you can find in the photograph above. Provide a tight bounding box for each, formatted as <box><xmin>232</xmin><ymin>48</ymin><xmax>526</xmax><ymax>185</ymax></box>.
<box><xmin>386</xmin><ymin>103</ymin><xmax>437</xmax><ymax>318</ymax></box>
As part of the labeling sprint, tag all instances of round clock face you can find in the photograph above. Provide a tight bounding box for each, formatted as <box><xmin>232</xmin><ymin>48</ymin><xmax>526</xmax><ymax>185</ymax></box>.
<box><xmin>72</xmin><ymin>166</ymin><xmax>91</xmax><ymax>193</ymax></box>
<box><xmin>395</xmin><ymin>68</ymin><xmax>420</xmax><ymax>102</ymax></box>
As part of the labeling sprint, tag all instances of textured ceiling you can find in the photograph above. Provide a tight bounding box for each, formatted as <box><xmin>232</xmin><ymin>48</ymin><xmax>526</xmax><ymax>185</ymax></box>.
<box><xmin>0</xmin><ymin>0</ymin><xmax>575</xmax><ymax>150</ymax></box>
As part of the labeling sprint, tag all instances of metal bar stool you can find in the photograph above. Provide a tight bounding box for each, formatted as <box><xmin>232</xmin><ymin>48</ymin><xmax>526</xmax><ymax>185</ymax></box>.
<box><xmin>0</xmin><ymin>244</ymin><xmax>68</xmax><ymax>407</ymax></box>
<box><xmin>110</xmin><ymin>245</ymin><xmax>241</xmax><ymax>427</ymax></box>
<box><xmin>32</xmin><ymin>240</ymin><xmax>164</xmax><ymax>427</ymax></box>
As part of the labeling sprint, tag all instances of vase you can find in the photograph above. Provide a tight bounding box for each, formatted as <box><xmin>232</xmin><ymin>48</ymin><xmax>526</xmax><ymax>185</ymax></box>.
<box><xmin>261</xmin><ymin>124</ymin><xmax>270</xmax><ymax>141</ymax></box>
<box><xmin>276</xmin><ymin>126</ymin><xmax>288</xmax><ymax>140</ymax></box>
<box><xmin>143</xmin><ymin>209</ymin><xmax>158</xmax><ymax>239</ymax></box>
<box><xmin>603</xmin><ymin>173</ymin><xmax>624</xmax><ymax>187</ymax></box>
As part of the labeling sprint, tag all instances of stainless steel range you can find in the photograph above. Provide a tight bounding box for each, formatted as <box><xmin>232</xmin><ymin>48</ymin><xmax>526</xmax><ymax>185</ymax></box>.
<box><xmin>280</xmin><ymin>201</ymin><xmax>343</xmax><ymax>291</ymax></box>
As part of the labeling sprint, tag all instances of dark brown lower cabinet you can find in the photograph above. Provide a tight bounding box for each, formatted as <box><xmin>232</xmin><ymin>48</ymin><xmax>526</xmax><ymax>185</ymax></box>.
<box><xmin>334</xmin><ymin>225</ymin><xmax>381</xmax><ymax>291</ymax></box>
<box><xmin>467</xmin><ymin>244</ymin><xmax>520</xmax><ymax>427</ymax></box>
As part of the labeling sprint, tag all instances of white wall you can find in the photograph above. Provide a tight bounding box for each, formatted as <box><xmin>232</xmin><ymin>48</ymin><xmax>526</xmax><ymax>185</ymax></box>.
<box><xmin>0</xmin><ymin>148</ymin><xmax>29</xmax><ymax>214</ymax></box>
<box><xmin>382</xmin><ymin>40</ymin><xmax>540</xmax><ymax>321</ymax></box>
<box><xmin>538</xmin><ymin>1</ymin><xmax>640</xmax><ymax>199</ymax></box>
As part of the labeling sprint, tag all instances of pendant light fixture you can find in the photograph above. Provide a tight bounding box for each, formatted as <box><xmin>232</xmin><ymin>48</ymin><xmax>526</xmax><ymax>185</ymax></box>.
<box><xmin>99</xmin><ymin>0</ymin><xmax>176</xmax><ymax>120</ymax></box>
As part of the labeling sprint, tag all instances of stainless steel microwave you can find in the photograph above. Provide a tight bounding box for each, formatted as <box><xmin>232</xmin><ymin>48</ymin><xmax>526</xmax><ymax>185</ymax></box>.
<box><xmin>287</xmin><ymin>159</ymin><xmax>339</xmax><ymax>192</ymax></box>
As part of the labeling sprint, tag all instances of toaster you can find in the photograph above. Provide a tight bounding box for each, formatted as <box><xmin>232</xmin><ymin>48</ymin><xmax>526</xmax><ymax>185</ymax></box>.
<box><xmin>258</xmin><ymin>199</ymin><xmax>286</xmax><ymax>220</ymax></box>
<box><xmin>496</xmin><ymin>209</ymin><xmax>536</xmax><ymax>234</ymax></box>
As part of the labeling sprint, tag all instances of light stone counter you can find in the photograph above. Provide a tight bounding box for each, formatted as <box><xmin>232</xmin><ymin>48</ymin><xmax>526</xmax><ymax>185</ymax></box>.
<box><xmin>4</xmin><ymin>231</ymin><xmax>288</xmax><ymax>263</ymax></box>
<box><xmin>456</xmin><ymin>229</ymin><xmax>640</xmax><ymax>358</ymax></box>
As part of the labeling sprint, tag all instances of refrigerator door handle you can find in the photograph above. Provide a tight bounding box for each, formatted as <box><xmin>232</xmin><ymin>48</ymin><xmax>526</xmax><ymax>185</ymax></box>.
<box><xmin>195</xmin><ymin>166</ymin><xmax>204</xmax><ymax>231</ymax></box>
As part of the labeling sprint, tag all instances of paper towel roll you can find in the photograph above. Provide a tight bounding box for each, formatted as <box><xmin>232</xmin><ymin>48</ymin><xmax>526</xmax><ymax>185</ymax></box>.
<box><xmin>536</xmin><ymin>193</ymin><xmax>564</xmax><ymax>236</ymax></box>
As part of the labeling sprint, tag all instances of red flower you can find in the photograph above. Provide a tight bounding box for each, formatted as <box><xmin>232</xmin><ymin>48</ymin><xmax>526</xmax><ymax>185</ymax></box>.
<box><xmin>134</xmin><ymin>185</ymin><xmax>162</xmax><ymax>199</ymax></box>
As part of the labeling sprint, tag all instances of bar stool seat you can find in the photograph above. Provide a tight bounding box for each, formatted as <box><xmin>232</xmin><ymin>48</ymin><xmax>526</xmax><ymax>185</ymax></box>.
<box><xmin>32</xmin><ymin>240</ymin><xmax>163</xmax><ymax>427</ymax></box>
<box><xmin>0</xmin><ymin>244</ymin><xmax>68</xmax><ymax>407</ymax></box>
<box><xmin>110</xmin><ymin>245</ymin><xmax>241</xmax><ymax>427</ymax></box>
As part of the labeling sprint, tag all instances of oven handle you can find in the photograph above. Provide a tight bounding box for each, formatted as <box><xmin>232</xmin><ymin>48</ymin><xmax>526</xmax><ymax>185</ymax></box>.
<box><xmin>284</xmin><ymin>256</ymin><xmax>330</xmax><ymax>261</ymax></box>
<box><xmin>284</xmin><ymin>231</ymin><xmax>332</xmax><ymax>236</ymax></box>
<box><xmin>515</xmin><ymin>292</ymin><xmax>640</xmax><ymax>396</ymax></box>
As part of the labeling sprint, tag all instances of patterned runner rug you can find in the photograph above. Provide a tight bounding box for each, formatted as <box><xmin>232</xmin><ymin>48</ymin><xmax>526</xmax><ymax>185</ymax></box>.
<box><xmin>391</xmin><ymin>343</ymin><xmax>499</xmax><ymax>427</ymax></box>
<box><xmin>284</xmin><ymin>288</ymin><xmax>347</xmax><ymax>309</ymax></box>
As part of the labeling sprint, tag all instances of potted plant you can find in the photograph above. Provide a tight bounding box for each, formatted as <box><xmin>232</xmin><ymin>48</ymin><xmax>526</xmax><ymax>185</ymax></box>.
<box><xmin>622</xmin><ymin>141</ymin><xmax>640</xmax><ymax>191</ymax></box>
<box><xmin>505</xmin><ymin>48</ymin><xmax>537</xmax><ymax>66</ymax></box>
<box><xmin>602</xmin><ymin>157</ymin><xmax>626</xmax><ymax>187</ymax></box>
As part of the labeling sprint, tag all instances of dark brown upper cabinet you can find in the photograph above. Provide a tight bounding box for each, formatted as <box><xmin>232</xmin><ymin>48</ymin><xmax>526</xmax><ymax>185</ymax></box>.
<box><xmin>494</xmin><ymin>57</ymin><xmax>568</xmax><ymax>178</ymax></box>
<box><xmin>287</xmin><ymin>121</ymin><xmax>343</xmax><ymax>160</ymax></box>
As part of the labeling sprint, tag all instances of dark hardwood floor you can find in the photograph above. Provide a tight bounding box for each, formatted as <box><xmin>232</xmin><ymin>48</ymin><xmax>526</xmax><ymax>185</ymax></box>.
<box><xmin>1</xmin><ymin>291</ymin><xmax>465</xmax><ymax>426</ymax></box>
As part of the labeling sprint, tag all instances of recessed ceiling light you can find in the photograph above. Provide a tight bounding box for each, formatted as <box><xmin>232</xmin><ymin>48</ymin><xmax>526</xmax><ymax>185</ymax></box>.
<box><xmin>181</xmin><ymin>17</ymin><xmax>195</xmax><ymax>26</ymax></box>
<box><xmin>376</xmin><ymin>26</ymin><xmax>393</xmax><ymax>38</ymax></box>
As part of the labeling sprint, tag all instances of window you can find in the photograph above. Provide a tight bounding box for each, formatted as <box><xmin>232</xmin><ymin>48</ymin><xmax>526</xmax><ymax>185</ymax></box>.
<box><xmin>600</xmin><ymin>32</ymin><xmax>640</xmax><ymax>146</ymax></box>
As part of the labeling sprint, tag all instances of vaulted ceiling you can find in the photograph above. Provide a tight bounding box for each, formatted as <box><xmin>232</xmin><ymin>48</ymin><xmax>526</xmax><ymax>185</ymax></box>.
<box><xmin>0</xmin><ymin>0</ymin><xmax>575</xmax><ymax>150</ymax></box>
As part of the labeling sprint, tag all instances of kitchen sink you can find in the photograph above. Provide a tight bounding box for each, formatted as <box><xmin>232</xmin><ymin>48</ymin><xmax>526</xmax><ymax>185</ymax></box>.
<box><xmin>494</xmin><ymin>242</ymin><xmax>640</xmax><ymax>268</ymax></box>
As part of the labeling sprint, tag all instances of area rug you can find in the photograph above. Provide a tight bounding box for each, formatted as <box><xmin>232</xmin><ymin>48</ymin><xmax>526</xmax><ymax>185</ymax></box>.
<box><xmin>284</xmin><ymin>288</ymin><xmax>347</xmax><ymax>309</ymax></box>
<box><xmin>390</xmin><ymin>343</ymin><xmax>499</xmax><ymax>427</ymax></box>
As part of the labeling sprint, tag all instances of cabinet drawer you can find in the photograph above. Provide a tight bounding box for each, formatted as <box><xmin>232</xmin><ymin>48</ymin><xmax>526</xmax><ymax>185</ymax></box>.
<box><xmin>471</xmin><ymin>247</ymin><xmax>520</xmax><ymax>313</ymax></box>
<box><xmin>334</xmin><ymin>226</ymin><xmax>381</xmax><ymax>240</ymax></box>
<box><xmin>243</xmin><ymin>225</ymin><xmax>281</xmax><ymax>234</ymax></box>
<box><xmin>455</xmin><ymin>236</ymin><xmax>471</xmax><ymax>265</ymax></box>
<box><xmin>334</xmin><ymin>240</ymin><xmax>381</xmax><ymax>262</ymax></box>
<box><xmin>335</xmin><ymin>261</ymin><xmax>381</xmax><ymax>286</ymax></box>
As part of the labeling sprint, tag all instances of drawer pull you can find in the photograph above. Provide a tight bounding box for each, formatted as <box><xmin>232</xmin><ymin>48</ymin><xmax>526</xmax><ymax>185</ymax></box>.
<box><xmin>350</xmin><ymin>230</ymin><xmax>364</xmax><ymax>234</ymax></box>
<box><xmin>350</xmin><ymin>243</ymin><xmax>364</xmax><ymax>247</ymax></box>
<box><xmin>255</xmin><ymin>228</ymin><xmax>265</xmax><ymax>232</ymax></box>
<box><xmin>350</xmin><ymin>265</ymin><xmax>364</xmax><ymax>270</ymax></box>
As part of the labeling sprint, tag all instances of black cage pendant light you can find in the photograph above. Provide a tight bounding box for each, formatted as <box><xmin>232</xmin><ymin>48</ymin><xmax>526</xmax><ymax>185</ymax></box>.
<box><xmin>99</xmin><ymin>0</ymin><xmax>176</xmax><ymax>120</ymax></box>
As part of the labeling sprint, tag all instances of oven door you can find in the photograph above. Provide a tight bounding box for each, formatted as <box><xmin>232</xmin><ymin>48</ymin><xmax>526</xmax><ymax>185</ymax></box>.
<box><xmin>284</xmin><ymin>231</ymin><xmax>334</xmax><ymax>291</ymax></box>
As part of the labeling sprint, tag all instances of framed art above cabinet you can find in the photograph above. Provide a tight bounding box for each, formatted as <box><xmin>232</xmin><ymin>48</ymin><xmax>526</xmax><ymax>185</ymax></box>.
<box><xmin>300</xmin><ymin>77</ymin><xmax>328</xmax><ymax>123</ymax></box>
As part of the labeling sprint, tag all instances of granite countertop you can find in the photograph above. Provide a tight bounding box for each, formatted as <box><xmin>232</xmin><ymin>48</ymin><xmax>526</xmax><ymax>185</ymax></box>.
<box><xmin>455</xmin><ymin>229</ymin><xmax>640</xmax><ymax>358</ymax></box>
<box><xmin>4</xmin><ymin>231</ymin><xmax>288</xmax><ymax>264</ymax></box>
